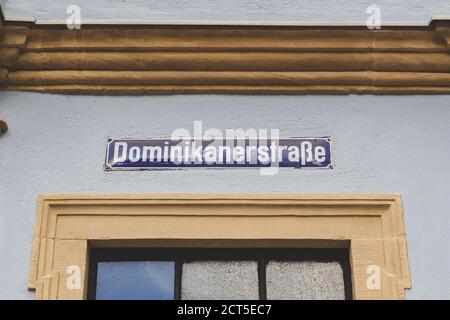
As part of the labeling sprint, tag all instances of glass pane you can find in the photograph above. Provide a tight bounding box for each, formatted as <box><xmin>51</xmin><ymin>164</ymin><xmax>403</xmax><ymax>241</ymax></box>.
<box><xmin>181</xmin><ymin>261</ymin><xmax>259</xmax><ymax>300</ymax></box>
<box><xmin>266</xmin><ymin>261</ymin><xmax>345</xmax><ymax>300</ymax></box>
<box><xmin>96</xmin><ymin>261</ymin><xmax>175</xmax><ymax>300</ymax></box>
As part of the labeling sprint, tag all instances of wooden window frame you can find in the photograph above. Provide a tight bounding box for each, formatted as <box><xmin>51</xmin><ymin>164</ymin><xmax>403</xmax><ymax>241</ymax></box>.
<box><xmin>28</xmin><ymin>194</ymin><xmax>411</xmax><ymax>300</ymax></box>
<box><xmin>87</xmin><ymin>247</ymin><xmax>352</xmax><ymax>300</ymax></box>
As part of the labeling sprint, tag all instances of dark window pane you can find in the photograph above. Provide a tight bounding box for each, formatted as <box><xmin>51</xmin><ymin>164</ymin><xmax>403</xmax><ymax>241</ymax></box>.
<box><xmin>96</xmin><ymin>261</ymin><xmax>175</xmax><ymax>300</ymax></box>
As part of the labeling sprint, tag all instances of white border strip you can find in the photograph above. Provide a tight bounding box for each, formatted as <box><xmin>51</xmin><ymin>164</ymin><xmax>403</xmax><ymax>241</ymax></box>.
<box><xmin>3</xmin><ymin>17</ymin><xmax>447</xmax><ymax>27</ymax></box>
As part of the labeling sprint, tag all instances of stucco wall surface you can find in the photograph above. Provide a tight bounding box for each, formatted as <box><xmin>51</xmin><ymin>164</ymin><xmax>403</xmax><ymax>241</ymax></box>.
<box><xmin>2</xmin><ymin>0</ymin><xmax>450</xmax><ymax>23</ymax></box>
<box><xmin>0</xmin><ymin>93</ymin><xmax>450</xmax><ymax>299</ymax></box>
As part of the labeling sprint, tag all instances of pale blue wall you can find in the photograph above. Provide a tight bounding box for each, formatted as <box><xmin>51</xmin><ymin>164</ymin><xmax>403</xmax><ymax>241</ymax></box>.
<box><xmin>3</xmin><ymin>0</ymin><xmax>450</xmax><ymax>23</ymax></box>
<box><xmin>0</xmin><ymin>93</ymin><xmax>450</xmax><ymax>299</ymax></box>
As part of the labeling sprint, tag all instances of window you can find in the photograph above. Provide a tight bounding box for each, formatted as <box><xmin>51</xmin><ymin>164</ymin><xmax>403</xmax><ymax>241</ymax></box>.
<box><xmin>88</xmin><ymin>248</ymin><xmax>352</xmax><ymax>300</ymax></box>
<box><xmin>29</xmin><ymin>195</ymin><xmax>411</xmax><ymax>300</ymax></box>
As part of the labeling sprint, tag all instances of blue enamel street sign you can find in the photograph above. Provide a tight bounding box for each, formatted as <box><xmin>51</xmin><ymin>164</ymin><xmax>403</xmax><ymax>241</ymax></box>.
<box><xmin>105</xmin><ymin>137</ymin><xmax>333</xmax><ymax>170</ymax></box>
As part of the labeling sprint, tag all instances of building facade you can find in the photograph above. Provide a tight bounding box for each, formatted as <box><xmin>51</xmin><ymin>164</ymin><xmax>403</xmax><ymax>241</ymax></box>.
<box><xmin>0</xmin><ymin>1</ymin><xmax>450</xmax><ymax>300</ymax></box>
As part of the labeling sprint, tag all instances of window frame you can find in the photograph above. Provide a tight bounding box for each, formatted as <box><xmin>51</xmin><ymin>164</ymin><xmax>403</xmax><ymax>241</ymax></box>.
<box><xmin>87</xmin><ymin>247</ymin><xmax>353</xmax><ymax>300</ymax></box>
<box><xmin>28</xmin><ymin>194</ymin><xmax>411</xmax><ymax>300</ymax></box>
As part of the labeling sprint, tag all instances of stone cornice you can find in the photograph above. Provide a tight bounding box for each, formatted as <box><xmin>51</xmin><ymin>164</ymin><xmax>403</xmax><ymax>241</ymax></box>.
<box><xmin>1</xmin><ymin>20</ymin><xmax>450</xmax><ymax>94</ymax></box>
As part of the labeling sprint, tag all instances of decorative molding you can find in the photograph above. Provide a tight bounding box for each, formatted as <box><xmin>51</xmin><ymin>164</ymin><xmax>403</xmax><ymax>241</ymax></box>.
<box><xmin>1</xmin><ymin>21</ymin><xmax>449</xmax><ymax>94</ymax></box>
<box><xmin>437</xmin><ymin>26</ymin><xmax>450</xmax><ymax>51</ymax></box>
<box><xmin>29</xmin><ymin>194</ymin><xmax>411</xmax><ymax>300</ymax></box>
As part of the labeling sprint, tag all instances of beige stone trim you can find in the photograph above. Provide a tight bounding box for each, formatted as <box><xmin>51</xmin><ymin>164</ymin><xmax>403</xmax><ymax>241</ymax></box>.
<box><xmin>0</xmin><ymin>21</ymin><xmax>449</xmax><ymax>94</ymax></box>
<box><xmin>29</xmin><ymin>194</ymin><xmax>411</xmax><ymax>300</ymax></box>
